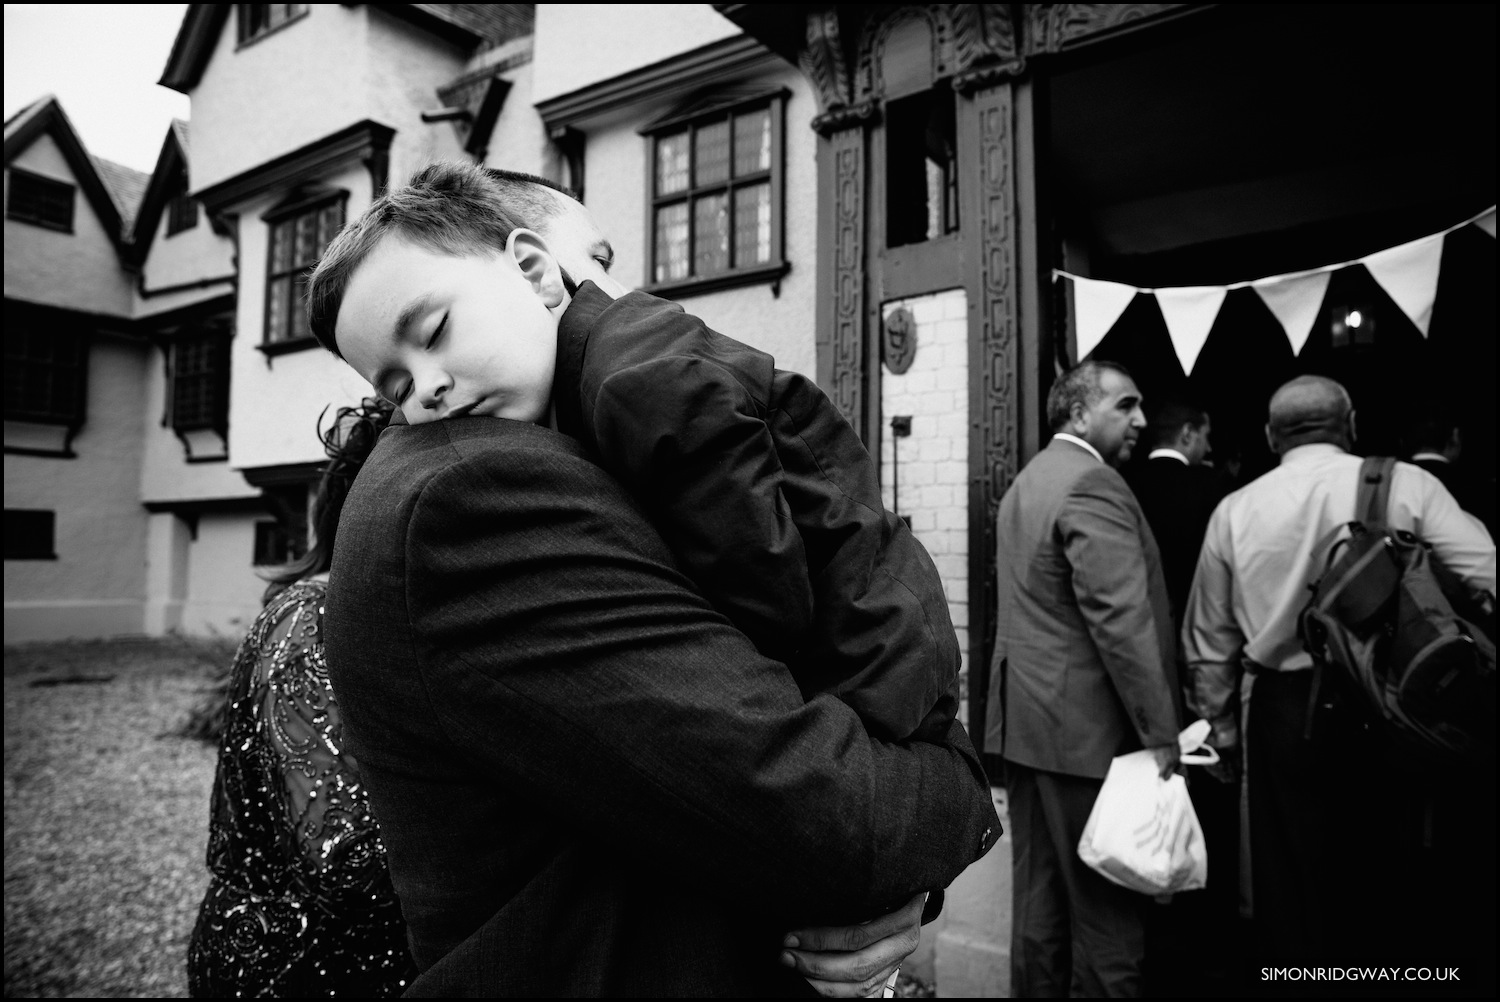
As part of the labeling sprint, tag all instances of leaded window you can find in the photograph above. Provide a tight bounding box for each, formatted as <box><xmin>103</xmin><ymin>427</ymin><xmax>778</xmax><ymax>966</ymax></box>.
<box><xmin>4</xmin><ymin>328</ymin><xmax>87</xmax><ymax>425</ymax></box>
<box><xmin>6</xmin><ymin>168</ymin><xmax>75</xmax><ymax>232</ymax></box>
<box><xmin>264</xmin><ymin>197</ymin><xmax>343</xmax><ymax>346</ymax></box>
<box><xmin>646</xmin><ymin>93</ymin><xmax>786</xmax><ymax>294</ymax></box>
<box><xmin>238</xmin><ymin>3</ymin><xmax>307</xmax><ymax>44</ymax></box>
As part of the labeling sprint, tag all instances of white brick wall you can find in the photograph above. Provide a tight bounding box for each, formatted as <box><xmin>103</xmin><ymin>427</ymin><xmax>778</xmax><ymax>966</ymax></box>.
<box><xmin>880</xmin><ymin>289</ymin><xmax>970</xmax><ymax>685</ymax></box>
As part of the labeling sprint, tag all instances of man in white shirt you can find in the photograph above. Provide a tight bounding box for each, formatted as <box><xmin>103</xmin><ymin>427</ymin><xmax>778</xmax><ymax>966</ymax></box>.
<box><xmin>1182</xmin><ymin>375</ymin><xmax>1495</xmax><ymax>964</ymax></box>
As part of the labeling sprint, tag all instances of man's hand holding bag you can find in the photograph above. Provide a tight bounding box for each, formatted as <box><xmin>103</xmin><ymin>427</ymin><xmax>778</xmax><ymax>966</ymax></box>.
<box><xmin>1076</xmin><ymin>720</ymin><xmax>1218</xmax><ymax>896</ymax></box>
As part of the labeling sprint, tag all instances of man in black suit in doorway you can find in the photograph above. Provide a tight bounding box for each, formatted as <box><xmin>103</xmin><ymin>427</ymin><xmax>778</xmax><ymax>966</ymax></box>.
<box><xmin>1126</xmin><ymin>401</ymin><xmax>1225</xmax><ymax>627</ymax></box>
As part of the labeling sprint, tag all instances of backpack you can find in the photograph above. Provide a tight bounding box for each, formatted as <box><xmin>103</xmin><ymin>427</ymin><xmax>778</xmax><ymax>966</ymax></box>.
<box><xmin>1299</xmin><ymin>456</ymin><xmax>1496</xmax><ymax>764</ymax></box>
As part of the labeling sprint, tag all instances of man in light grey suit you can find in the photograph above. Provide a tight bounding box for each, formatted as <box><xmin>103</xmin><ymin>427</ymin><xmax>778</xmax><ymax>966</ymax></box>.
<box><xmin>984</xmin><ymin>360</ymin><xmax>1182</xmax><ymax>997</ymax></box>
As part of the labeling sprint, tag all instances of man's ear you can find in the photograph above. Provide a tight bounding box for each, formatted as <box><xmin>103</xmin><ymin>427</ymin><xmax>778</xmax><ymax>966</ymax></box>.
<box><xmin>1347</xmin><ymin>409</ymin><xmax>1358</xmax><ymax>445</ymax></box>
<box><xmin>507</xmin><ymin>229</ymin><xmax>567</xmax><ymax>309</ymax></box>
<box><xmin>1176</xmin><ymin>422</ymin><xmax>1196</xmax><ymax>449</ymax></box>
<box><xmin>1264</xmin><ymin>423</ymin><xmax>1276</xmax><ymax>454</ymax></box>
<box><xmin>1068</xmin><ymin>401</ymin><xmax>1088</xmax><ymax>434</ymax></box>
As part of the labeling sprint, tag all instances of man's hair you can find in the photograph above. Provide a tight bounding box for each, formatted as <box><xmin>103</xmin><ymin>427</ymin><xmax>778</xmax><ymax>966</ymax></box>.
<box><xmin>1146</xmin><ymin>400</ymin><xmax>1208</xmax><ymax>450</ymax></box>
<box><xmin>1266</xmin><ymin>375</ymin><xmax>1353</xmax><ymax>452</ymax></box>
<box><xmin>1046</xmin><ymin>360</ymin><xmax>1135</xmax><ymax>432</ymax></box>
<box><xmin>306</xmin><ymin>162</ymin><xmax>578</xmax><ymax>357</ymax></box>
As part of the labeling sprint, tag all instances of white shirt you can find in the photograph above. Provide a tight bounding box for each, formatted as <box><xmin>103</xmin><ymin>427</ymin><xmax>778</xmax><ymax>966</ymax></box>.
<box><xmin>1148</xmin><ymin>448</ymin><xmax>1190</xmax><ymax>465</ymax></box>
<box><xmin>1184</xmin><ymin>443</ymin><xmax>1495</xmax><ymax>678</ymax></box>
<box><xmin>1053</xmin><ymin>433</ymin><xmax>1103</xmax><ymax>464</ymax></box>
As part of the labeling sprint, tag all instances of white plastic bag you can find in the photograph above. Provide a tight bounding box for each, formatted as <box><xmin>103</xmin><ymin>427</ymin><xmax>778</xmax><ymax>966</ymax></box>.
<box><xmin>1076</xmin><ymin>720</ymin><xmax>1219</xmax><ymax>895</ymax></box>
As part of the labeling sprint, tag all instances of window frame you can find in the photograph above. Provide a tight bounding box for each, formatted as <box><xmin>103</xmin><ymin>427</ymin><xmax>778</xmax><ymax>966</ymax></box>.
<box><xmin>4</xmin><ymin>326</ymin><xmax>89</xmax><ymax>427</ymax></box>
<box><xmin>6</xmin><ymin>167</ymin><xmax>76</xmax><ymax>233</ymax></box>
<box><xmin>169</xmin><ymin>332</ymin><xmax>231</xmax><ymax>434</ymax></box>
<box><xmin>4</xmin><ymin>509</ymin><xmax>57</xmax><ymax>561</ymax></box>
<box><xmin>641</xmin><ymin>89</ymin><xmax>790</xmax><ymax>299</ymax></box>
<box><xmin>236</xmin><ymin>3</ymin><xmax>308</xmax><ymax>48</ymax></box>
<box><xmin>260</xmin><ymin>190</ymin><xmax>347</xmax><ymax>356</ymax></box>
<box><xmin>166</xmin><ymin>188</ymin><xmax>198</xmax><ymax>237</ymax></box>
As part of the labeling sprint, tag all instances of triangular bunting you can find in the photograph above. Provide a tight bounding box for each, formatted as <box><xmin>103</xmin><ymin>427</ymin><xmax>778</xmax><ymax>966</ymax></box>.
<box><xmin>1072</xmin><ymin>276</ymin><xmax>1136</xmax><ymax>361</ymax></box>
<box><xmin>1154</xmin><ymin>286</ymin><xmax>1226</xmax><ymax>376</ymax></box>
<box><xmin>1477</xmin><ymin>209</ymin><xmax>1496</xmax><ymax>238</ymax></box>
<box><xmin>1252</xmin><ymin>271</ymin><xmax>1331</xmax><ymax>357</ymax></box>
<box><xmin>1363</xmin><ymin>233</ymin><xmax>1444</xmax><ymax>337</ymax></box>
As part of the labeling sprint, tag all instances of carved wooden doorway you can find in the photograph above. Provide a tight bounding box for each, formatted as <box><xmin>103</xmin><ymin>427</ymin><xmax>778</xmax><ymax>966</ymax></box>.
<box><xmin>803</xmin><ymin>6</ymin><xmax>1043</xmax><ymax>761</ymax></box>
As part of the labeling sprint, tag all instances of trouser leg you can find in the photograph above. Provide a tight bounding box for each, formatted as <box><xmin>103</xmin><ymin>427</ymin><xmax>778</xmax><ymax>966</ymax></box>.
<box><xmin>1031</xmin><ymin>769</ymin><xmax>1146</xmax><ymax>998</ymax></box>
<box><xmin>1009</xmin><ymin>764</ymin><xmax>1146</xmax><ymax>997</ymax></box>
<box><xmin>1007</xmin><ymin>762</ymin><xmax>1072</xmax><ymax>998</ymax></box>
<box><xmin>1248</xmin><ymin>669</ymin><xmax>1383</xmax><ymax>961</ymax></box>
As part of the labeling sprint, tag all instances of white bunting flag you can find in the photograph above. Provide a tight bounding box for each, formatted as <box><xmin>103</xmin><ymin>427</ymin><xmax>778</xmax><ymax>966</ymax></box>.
<box><xmin>1072</xmin><ymin>276</ymin><xmax>1136</xmax><ymax>361</ymax></box>
<box><xmin>1252</xmin><ymin>270</ymin><xmax>1331</xmax><ymax>357</ymax></box>
<box><xmin>1363</xmin><ymin>232</ymin><xmax>1445</xmax><ymax>338</ymax></box>
<box><xmin>1155</xmin><ymin>286</ymin><xmax>1227</xmax><ymax>376</ymax></box>
<box><xmin>1477</xmin><ymin>209</ymin><xmax>1496</xmax><ymax>238</ymax></box>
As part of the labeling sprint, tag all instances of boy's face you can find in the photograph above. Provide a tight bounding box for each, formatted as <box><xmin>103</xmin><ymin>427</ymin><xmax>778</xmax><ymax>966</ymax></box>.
<box><xmin>336</xmin><ymin>232</ymin><xmax>563</xmax><ymax>426</ymax></box>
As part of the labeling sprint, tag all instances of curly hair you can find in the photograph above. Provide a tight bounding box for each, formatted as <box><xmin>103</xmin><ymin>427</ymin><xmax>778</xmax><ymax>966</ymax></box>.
<box><xmin>261</xmin><ymin>397</ymin><xmax>396</xmax><ymax>592</ymax></box>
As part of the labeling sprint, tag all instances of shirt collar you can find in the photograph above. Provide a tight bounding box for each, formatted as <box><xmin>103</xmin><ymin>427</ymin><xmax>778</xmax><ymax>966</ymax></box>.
<box><xmin>1053</xmin><ymin>433</ymin><xmax>1104</xmax><ymax>464</ymax></box>
<box><xmin>1280</xmin><ymin>442</ymin><xmax>1348</xmax><ymax>465</ymax></box>
<box><xmin>1411</xmin><ymin>451</ymin><xmax>1450</xmax><ymax>464</ymax></box>
<box><xmin>1149</xmin><ymin>448</ymin><xmax>1190</xmax><ymax>465</ymax></box>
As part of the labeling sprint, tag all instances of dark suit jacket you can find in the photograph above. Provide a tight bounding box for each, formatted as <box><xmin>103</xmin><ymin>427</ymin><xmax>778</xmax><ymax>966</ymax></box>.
<box><xmin>324</xmin><ymin>417</ymin><xmax>1001</xmax><ymax>997</ymax></box>
<box><xmin>553</xmin><ymin>283</ymin><xmax>959</xmax><ymax>742</ymax></box>
<box><xmin>1126</xmin><ymin>455</ymin><xmax>1224</xmax><ymax>625</ymax></box>
<box><xmin>1412</xmin><ymin>456</ymin><xmax>1495</xmax><ymax>532</ymax></box>
<box><xmin>983</xmin><ymin>438</ymin><xmax>1180</xmax><ymax>779</ymax></box>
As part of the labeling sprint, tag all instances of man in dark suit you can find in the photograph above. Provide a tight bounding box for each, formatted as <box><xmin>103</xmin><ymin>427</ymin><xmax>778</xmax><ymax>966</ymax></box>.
<box><xmin>984</xmin><ymin>360</ymin><xmax>1181</xmax><ymax>997</ymax></box>
<box><xmin>1403</xmin><ymin>408</ymin><xmax>1495</xmax><ymax>533</ymax></box>
<box><xmin>1126</xmin><ymin>403</ymin><xmax>1237</xmax><ymax>992</ymax></box>
<box><xmin>323</xmin><ymin>416</ymin><xmax>1002</xmax><ymax>996</ymax></box>
<box><xmin>1126</xmin><ymin>401</ymin><xmax>1224</xmax><ymax>627</ymax></box>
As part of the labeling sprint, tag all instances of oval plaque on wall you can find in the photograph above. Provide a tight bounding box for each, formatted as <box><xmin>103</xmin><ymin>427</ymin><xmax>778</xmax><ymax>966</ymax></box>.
<box><xmin>883</xmin><ymin>306</ymin><xmax>917</xmax><ymax>375</ymax></box>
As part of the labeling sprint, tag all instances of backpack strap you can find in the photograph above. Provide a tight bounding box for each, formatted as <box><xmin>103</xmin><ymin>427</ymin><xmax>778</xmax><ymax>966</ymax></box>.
<box><xmin>1356</xmin><ymin>456</ymin><xmax>1397</xmax><ymax>528</ymax></box>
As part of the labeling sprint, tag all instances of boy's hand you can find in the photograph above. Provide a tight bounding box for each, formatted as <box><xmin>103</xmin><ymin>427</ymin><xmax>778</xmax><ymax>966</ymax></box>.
<box><xmin>779</xmin><ymin>891</ymin><xmax>926</xmax><ymax>997</ymax></box>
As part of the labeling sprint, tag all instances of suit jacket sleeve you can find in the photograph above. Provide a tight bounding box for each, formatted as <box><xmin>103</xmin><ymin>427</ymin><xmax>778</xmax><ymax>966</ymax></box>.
<box><xmin>591</xmin><ymin>354</ymin><xmax>815</xmax><ymax>659</ymax></box>
<box><xmin>1057</xmin><ymin>468</ymin><xmax>1180</xmax><ymax>749</ymax></box>
<box><xmin>403</xmin><ymin>440</ymin><xmax>998</xmax><ymax>922</ymax></box>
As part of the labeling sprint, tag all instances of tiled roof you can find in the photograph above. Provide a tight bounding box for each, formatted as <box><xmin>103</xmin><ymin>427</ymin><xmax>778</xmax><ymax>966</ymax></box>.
<box><xmin>171</xmin><ymin>119</ymin><xmax>191</xmax><ymax>161</ymax></box>
<box><xmin>4</xmin><ymin>94</ymin><xmax>52</xmax><ymax>140</ymax></box>
<box><xmin>411</xmin><ymin>4</ymin><xmax>533</xmax><ymax>47</ymax></box>
<box><xmin>91</xmin><ymin>156</ymin><xmax>152</xmax><ymax>233</ymax></box>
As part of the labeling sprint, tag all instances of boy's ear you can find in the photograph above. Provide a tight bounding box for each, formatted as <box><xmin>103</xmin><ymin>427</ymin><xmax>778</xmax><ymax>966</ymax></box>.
<box><xmin>507</xmin><ymin>229</ymin><xmax>567</xmax><ymax>309</ymax></box>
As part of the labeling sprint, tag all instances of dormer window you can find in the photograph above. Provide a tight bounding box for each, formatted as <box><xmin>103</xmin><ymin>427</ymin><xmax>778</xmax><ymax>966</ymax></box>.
<box><xmin>6</xmin><ymin>168</ymin><xmax>75</xmax><ymax>233</ymax></box>
<box><xmin>238</xmin><ymin>4</ymin><xmax>307</xmax><ymax>46</ymax></box>
<box><xmin>166</xmin><ymin>186</ymin><xmax>198</xmax><ymax>236</ymax></box>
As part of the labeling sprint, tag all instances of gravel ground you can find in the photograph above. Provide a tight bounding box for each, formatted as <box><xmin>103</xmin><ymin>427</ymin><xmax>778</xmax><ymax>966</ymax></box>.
<box><xmin>4</xmin><ymin>636</ymin><xmax>940</xmax><ymax>998</ymax></box>
<box><xmin>4</xmin><ymin>637</ymin><xmax>230</xmax><ymax>999</ymax></box>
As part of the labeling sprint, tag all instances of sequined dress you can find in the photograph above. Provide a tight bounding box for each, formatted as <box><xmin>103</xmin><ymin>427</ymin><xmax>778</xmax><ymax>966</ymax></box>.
<box><xmin>187</xmin><ymin>577</ymin><xmax>414</xmax><ymax>997</ymax></box>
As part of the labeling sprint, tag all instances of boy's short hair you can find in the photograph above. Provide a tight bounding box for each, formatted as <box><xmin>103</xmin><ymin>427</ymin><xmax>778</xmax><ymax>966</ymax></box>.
<box><xmin>307</xmin><ymin>161</ymin><xmax>578</xmax><ymax>357</ymax></box>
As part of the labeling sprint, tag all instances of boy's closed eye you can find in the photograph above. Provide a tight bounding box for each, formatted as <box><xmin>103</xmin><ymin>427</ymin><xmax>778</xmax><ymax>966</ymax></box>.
<box><xmin>427</xmin><ymin>312</ymin><xmax>448</xmax><ymax>349</ymax></box>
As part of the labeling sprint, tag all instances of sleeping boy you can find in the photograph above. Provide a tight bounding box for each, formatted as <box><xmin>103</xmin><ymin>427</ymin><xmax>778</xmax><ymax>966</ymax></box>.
<box><xmin>308</xmin><ymin>161</ymin><xmax>960</xmax><ymax>745</ymax></box>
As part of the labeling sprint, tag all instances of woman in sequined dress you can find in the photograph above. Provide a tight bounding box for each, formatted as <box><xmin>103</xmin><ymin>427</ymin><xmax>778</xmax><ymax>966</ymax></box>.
<box><xmin>187</xmin><ymin>400</ymin><xmax>414</xmax><ymax>997</ymax></box>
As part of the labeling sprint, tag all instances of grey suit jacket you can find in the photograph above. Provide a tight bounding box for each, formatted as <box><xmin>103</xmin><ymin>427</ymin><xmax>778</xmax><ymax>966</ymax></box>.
<box><xmin>983</xmin><ymin>437</ymin><xmax>1181</xmax><ymax>779</ymax></box>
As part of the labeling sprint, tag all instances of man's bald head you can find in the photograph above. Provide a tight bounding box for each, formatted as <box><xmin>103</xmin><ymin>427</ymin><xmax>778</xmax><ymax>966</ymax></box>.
<box><xmin>1266</xmin><ymin>375</ymin><xmax>1355</xmax><ymax>454</ymax></box>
